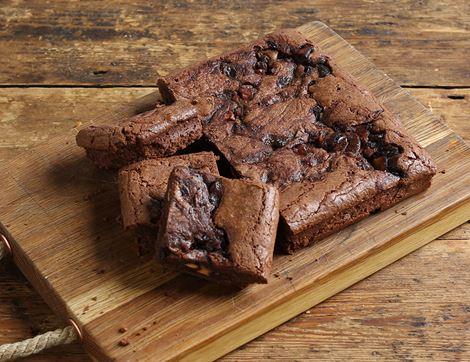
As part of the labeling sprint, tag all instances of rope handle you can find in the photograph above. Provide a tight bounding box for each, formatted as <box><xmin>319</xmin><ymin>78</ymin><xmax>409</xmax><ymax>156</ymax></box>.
<box><xmin>0</xmin><ymin>235</ymin><xmax>79</xmax><ymax>361</ymax></box>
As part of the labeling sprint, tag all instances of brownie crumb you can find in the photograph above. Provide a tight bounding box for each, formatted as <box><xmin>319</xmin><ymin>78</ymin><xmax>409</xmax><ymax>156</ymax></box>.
<box><xmin>118</xmin><ymin>327</ymin><xmax>128</xmax><ymax>333</ymax></box>
<box><xmin>118</xmin><ymin>338</ymin><xmax>130</xmax><ymax>347</ymax></box>
<box><xmin>401</xmin><ymin>212</ymin><xmax>407</xmax><ymax>216</ymax></box>
<box><xmin>91</xmin><ymin>296</ymin><xmax>97</xmax><ymax>301</ymax></box>
<box><xmin>439</xmin><ymin>170</ymin><xmax>446</xmax><ymax>174</ymax></box>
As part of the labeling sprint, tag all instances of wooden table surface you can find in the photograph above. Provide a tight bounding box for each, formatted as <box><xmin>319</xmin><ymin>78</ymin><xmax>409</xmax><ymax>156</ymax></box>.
<box><xmin>0</xmin><ymin>1</ymin><xmax>468</xmax><ymax>360</ymax></box>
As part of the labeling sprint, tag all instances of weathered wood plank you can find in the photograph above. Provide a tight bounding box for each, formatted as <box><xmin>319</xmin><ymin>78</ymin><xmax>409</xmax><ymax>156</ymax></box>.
<box><xmin>0</xmin><ymin>21</ymin><xmax>468</xmax><ymax>360</ymax></box>
<box><xmin>223</xmin><ymin>239</ymin><xmax>470</xmax><ymax>361</ymax></box>
<box><xmin>0</xmin><ymin>88</ymin><xmax>153</xmax><ymax>162</ymax></box>
<box><xmin>0</xmin><ymin>0</ymin><xmax>468</xmax><ymax>86</ymax></box>
<box><xmin>0</xmin><ymin>18</ymin><xmax>469</xmax><ymax>360</ymax></box>
<box><xmin>1</xmin><ymin>239</ymin><xmax>467</xmax><ymax>361</ymax></box>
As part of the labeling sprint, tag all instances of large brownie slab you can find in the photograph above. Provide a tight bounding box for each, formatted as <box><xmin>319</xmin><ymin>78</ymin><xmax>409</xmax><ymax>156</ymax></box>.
<box><xmin>157</xmin><ymin>29</ymin><xmax>436</xmax><ymax>252</ymax></box>
<box><xmin>118</xmin><ymin>152</ymin><xmax>219</xmax><ymax>255</ymax></box>
<box><xmin>157</xmin><ymin>167</ymin><xmax>279</xmax><ymax>286</ymax></box>
<box><xmin>79</xmin><ymin>28</ymin><xmax>436</xmax><ymax>253</ymax></box>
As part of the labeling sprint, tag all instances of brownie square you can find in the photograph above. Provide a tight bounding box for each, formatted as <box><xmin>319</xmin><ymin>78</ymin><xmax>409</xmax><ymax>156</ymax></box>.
<box><xmin>157</xmin><ymin>29</ymin><xmax>436</xmax><ymax>252</ymax></box>
<box><xmin>157</xmin><ymin>166</ymin><xmax>279</xmax><ymax>286</ymax></box>
<box><xmin>118</xmin><ymin>152</ymin><xmax>219</xmax><ymax>255</ymax></box>
<box><xmin>76</xmin><ymin>98</ymin><xmax>218</xmax><ymax>169</ymax></box>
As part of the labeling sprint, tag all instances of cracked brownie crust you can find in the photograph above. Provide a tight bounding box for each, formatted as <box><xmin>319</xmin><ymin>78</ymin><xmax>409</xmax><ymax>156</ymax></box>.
<box><xmin>76</xmin><ymin>99</ymin><xmax>217</xmax><ymax>169</ymax></box>
<box><xmin>157</xmin><ymin>29</ymin><xmax>436</xmax><ymax>252</ymax></box>
<box><xmin>157</xmin><ymin>167</ymin><xmax>279</xmax><ymax>286</ymax></box>
<box><xmin>118</xmin><ymin>152</ymin><xmax>219</xmax><ymax>255</ymax></box>
<box><xmin>79</xmin><ymin>28</ymin><xmax>436</xmax><ymax>254</ymax></box>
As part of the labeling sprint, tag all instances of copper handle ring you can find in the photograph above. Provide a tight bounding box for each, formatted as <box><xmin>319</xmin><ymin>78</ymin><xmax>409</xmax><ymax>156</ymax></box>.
<box><xmin>0</xmin><ymin>233</ymin><xmax>12</xmax><ymax>257</ymax></box>
<box><xmin>68</xmin><ymin>318</ymin><xmax>83</xmax><ymax>342</ymax></box>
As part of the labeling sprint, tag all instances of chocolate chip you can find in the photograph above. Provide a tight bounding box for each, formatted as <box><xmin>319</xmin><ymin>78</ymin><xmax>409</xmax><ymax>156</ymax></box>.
<box><xmin>387</xmin><ymin>155</ymin><xmax>403</xmax><ymax>176</ymax></box>
<box><xmin>277</xmin><ymin>76</ymin><xmax>292</xmax><ymax>87</ymax></box>
<box><xmin>221</xmin><ymin>62</ymin><xmax>237</xmax><ymax>78</ymax></box>
<box><xmin>383</xmin><ymin>144</ymin><xmax>401</xmax><ymax>157</ymax></box>
<box><xmin>295</xmin><ymin>45</ymin><xmax>314</xmax><ymax>64</ymax></box>
<box><xmin>310</xmin><ymin>104</ymin><xmax>324</xmax><ymax>122</ymax></box>
<box><xmin>271</xmin><ymin>136</ymin><xmax>289</xmax><ymax>149</ymax></box>
<box><xmin>372</xmin><ymin>156</ymin><xmax>388</xmax><ymax>171</ymax></box>
<box><xmin>294</xmin><ymin>144</ymin><xmax>309</xmax><ymax>156</ymax></box>
<box><xmin>208</xmin><ymin>180</ymin><xmax>223</xmax><ymax>207</ymax></box>
<box><xmin>266</xmin><ymin>40</ymin><xmax>278</xmax><ymax>50</ymax></box>
<box><xmin>255</xmin><ymin>62</ymin><xmax>267</xmax><ymax>73</ymax></box>
<box><xmin>304</xmin><ymin>65</ymin><xmax>314</xmax><ymax>75</ymax></box>
<box><xmin>328</xmin><ymin>133</ymin><xmax>348</xmax><ymax>152</ymax></box>
<box><xmin>179</xmin><ymin>179</ymin><xmax>192</xmax><ymax>198</ymax></box>
<box><xmin>346</xmin><ymin>133</ymin><xmax>361</xmax><ymax>154</ymax></box>
<box><xmin>369</xmin><ymin>132</ymin><xmax>385</xmax><ymax>143</ymax></box>
<box><xmin>256</xmin><ymin>52</ymin><xmax>269</xmax><ymax>63</ymax></box>
<box><xmin>317</xmin><ymin>63</ymin><xmax>331</xmax><ymax>77</ymax></box>
<box><xmin>231</xmin><ymin>123</ymin><xmax>244</xmax><ymax>134</ymax></box>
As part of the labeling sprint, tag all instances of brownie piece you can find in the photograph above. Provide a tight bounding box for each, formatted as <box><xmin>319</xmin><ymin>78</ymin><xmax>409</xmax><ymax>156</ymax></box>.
<box><xmin>118</xmin><ymin>152</ymin><xmax>219</xmax><ymax>255</ymax></box>
<box><xmin>157</xmin><ymin>166</ymin><xmax>279</xmax><ymax>286</ymax></box>
<box><xmin>76</xmin><ymin>98</ymin><xmax>218</xmax><ymax>169</ymax></box>
<box><xmin>157</xmin><ymin>29</ymin><xmax>436</xmax><ymax>253</ymax></box>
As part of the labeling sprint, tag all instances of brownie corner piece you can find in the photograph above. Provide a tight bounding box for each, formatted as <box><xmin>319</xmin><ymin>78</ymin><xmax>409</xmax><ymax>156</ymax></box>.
<box><xmin>157</xmin><ymin>166</ymin><xmax>279</xmax><ymax>287</ymax></box>
<box><xmin>76</xmin><ymin>99</ymin><xmax>215</xmax><ymax>169</ymax></box>
<box><xmin>118</xmin><ymin>152</ymin><xmax>219</xmax><ymax>255</ymax></box>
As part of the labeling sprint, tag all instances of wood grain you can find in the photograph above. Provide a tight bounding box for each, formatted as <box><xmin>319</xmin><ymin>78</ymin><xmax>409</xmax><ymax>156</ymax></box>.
<box><xmin>0</xmin><ymin>0</ymin><xmax>469</xmax><ymax>87</ymax></box>
<box><xmin>0</xmin><ymin>88</ymin><xmax>468</xmax><ymax>361</ymax></box>
<box><xmin>224</xmin><ymin>238</ymin><xmax>470</xmax><ymax>361</ymax></box>
<box><xmin>2</xmin><ymin>232</ymin><xmax>468</xmax><ymax>361</ymax></box>
<box><xmin>0</xmin><ymin>22</ymin><xmax>468</xmax><ymax>361</ymax></box>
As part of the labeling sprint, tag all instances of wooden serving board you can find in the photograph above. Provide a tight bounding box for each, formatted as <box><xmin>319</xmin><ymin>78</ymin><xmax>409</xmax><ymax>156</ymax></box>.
<box><xmin>1</xmin><ymin>22</ymin><xmax>469</xmax><ymax>361</ymax></box>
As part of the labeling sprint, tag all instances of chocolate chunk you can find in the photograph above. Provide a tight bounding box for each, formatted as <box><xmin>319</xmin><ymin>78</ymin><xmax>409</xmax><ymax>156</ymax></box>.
<box><xmin>294</xmin><ymin>44</ymin><xmax>315</xmax><ymax>64</ymax></box>
<box><xmin>221</xmin><ymin>62</ymin><xmax>237</xmax><ymax>78</ymax></box>
<box><xmin>328</xmin><ymin>133</ymin><xmax>348</xmax><ymax>152</ymax></box>
<box><xmin>157</xmin><ymin>167</ymin><xmax>279</xmax><ymax>287</ymax></box>
<box><xmin>317</xmin><ymin>63</ymin><xmax>331</xmax><ymax>78</ymax></box>
<box><xmin>266</xmin><ymin>40</ymin><xmax>278</xmax><ymax>50</ymax></box>
<box><xmin>310</xmin><ymin>104</ymin><xmax>324</xmax><ymax>122</ymax></box>
<box><xmin>118</xmin><ymin>152</ymin><xmax>219</xmax><ymax>255</ymax></box>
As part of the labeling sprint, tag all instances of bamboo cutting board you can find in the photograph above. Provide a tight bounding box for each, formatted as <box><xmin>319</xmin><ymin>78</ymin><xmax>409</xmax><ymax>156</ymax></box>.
<box><xmin>1</xmin><ymin>22</ymin><xmax>469</xmax><ymax>361</ymax></box>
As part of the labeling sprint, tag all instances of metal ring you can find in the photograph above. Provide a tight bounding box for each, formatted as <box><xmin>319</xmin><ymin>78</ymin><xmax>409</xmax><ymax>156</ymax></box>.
<box><xmin>0</xmin><ymin>233</ymin><xmax>12</xmax><ymax>257</ymax></box>
<box><xmin>68</xmin><ymin>319</ymin><xmax>83</xmax><ymax>342</ymax></box>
